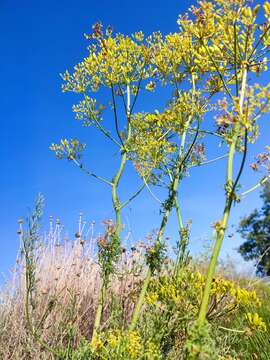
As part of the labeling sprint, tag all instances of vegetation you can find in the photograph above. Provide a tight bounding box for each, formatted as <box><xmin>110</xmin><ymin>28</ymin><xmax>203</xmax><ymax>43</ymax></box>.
<box><xmin>2</xmin><ymin>0</ymin><xmax>270</xmax><ymax>358</ymax></box>
<box><xmin>0</xmin><ymin>213</ymin><xmax>270</xmax><ymax>359</ymax></box>
<box><xmin>238</xmin><ymin>181</ymin><xmax>270</xmax><ymax>276</ymax></box>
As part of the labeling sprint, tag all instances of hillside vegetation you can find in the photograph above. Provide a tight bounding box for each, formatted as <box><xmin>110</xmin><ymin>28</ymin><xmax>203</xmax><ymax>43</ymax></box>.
<box><xmin>0</xmin><ymin>212</ymin><xmax>269</xmax><ymax>359</ymax></box>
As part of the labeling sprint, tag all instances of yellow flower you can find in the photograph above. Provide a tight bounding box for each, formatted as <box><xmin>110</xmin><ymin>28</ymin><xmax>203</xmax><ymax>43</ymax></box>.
<box><xmin>107</xmin><ymin>332</ymin><xmax>119</xmax><ymax>349</ymax></box>
<box><xmin>263</xmin><ymin>1</ymin><xmax>270</xmax><ymax>19</ymax></box>
<box><xmin>146</xmin><ymin>292</ymin><xmax>159</xmax><ymax>305</ymax></box>
<box><xmin>127</xmin><ymin>331</ymin><xmax>143</xmax><ymax>359</ymax></box>
<box><xmin>246</xmin><ymin>312</ymin><xmax>267</xmax><ymax>332</ymax></box>
<box><xmin>91</xmin><ymin>335</ymin><xmax>104</xmax><ymax>352</ymax></box>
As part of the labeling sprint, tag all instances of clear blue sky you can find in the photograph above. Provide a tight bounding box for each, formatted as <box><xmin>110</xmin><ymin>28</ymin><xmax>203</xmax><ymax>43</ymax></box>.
<box><xmin>1</xmin><ymin>0</ymin><xmax>268</xmax><ymax>279</ymax></box>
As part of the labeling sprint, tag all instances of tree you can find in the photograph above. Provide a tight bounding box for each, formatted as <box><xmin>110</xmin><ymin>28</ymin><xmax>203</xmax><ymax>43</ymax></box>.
<box><xmin>238</xmin><ymin>181</ymin><xmax>270</xmax><ymax>276</ymax></box>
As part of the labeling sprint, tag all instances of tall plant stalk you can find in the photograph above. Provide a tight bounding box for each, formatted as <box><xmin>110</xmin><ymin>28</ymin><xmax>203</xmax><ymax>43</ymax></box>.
<box><xmin>197</xmin><ymin>65</ymin><xmax>248</xmax><ymax>327</ymax></box>
<box><xmin>174</xmin><ymin>196</ymin><xmax>188</xmax><ymax>276</ymax></box>
<box><xmin>163</xmin><ymin>163</ymin><xmax>186</xmax><ymax>275</ymax></box>
<box><xmin>129</xmin><ymin>73</ymin><xmax>200</xmax><ymax>330</ymax></box>
<box><xmin>92</xmin><ymin>85</ymin><xmax>131</xmax><ymax>340</ymax></box>
<box><xmin>23</xmin><ymin>195</ymin><xmax>60</xmax><ymax>357</ymax></box>
<box><xmin>130</xmin><ymin>115</ymin><xmax>198</xmax><ymax>331</ymax></box>
<box><xmin>111</xmin><ymin>85</ymin><xmax>131</xmax><ymax>239</ymax></box>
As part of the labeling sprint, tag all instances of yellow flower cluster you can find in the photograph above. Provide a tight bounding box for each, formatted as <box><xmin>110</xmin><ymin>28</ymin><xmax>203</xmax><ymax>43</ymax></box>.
<box><xmin>127</xmin><ymin>331</ymin><xmax>143</xmax><ymax>358</ymax></box>
<box><xmin>146</xmin><ymin>270</ymin><xmax>263</xmax><ymax>323</ymax></box>
<box><xmin>147</xmin><ymin>32</ymin><xmax>186</xmax><ymax>79</ymax></box>
<box><xmin>210</xmin><ymin>277</ymin><xmax>261</xmax><ymax>307</ymax></box>
<box><xmin>178</xmin><ymin>0</ymin><xmax>270</xmax><ymax>81</ymax></box>
<box><xmin>129</xmin><ymin>90</ymin><xmax>206</xmax><ymax>178</ymax></box>
<box><xmin>264</xmin><ymin>1</ymin><xmax>270</xmax><ymax>14</ymax></box>
<box><xmin>128</xmin><ymin>112</ymin><xmax>177</xmax><ymax>178</ymax></box>
<box><xmin>62</xmin><ymin>31</ymin><xmax>152</xmax><ymax>94</ymax></box>
<box><xmin>146</xmin><ymin>271</ymin><xmax>202</xmax><ymax>312</ymax></box>
<box><xmin>91</xmin><ymin>334</ymin><xmax>104</xmax><ymax>352</ymax></box>
<box><xmin>91</xmin><ymin>329</ymin><xmax>161</xmax><ymax>359</ymax></box>
<box><xmin>245</xmin><ymin>312</ymin><xmax>267</xmax><ymax>331</ymax></box>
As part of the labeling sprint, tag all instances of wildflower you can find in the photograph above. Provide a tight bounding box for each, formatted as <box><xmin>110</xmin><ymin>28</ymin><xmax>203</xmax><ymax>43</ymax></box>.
<box><xmin>107</xmin><ymin>332</ymin><xmax>119</xmax><ymax>349</ymax></box>
<box><xmin>127</xmin><ymin>331</ymin><xmax>143</xmax><ymax>359</ymax></box>
<box><xmin>146</xmin><ymin>292</ymin><xmax>159</xmax><ymax>305</ymax></box>
<box><xmin>91</xmin><ymin>335</ymin><xmax>104</xmax><ymax>352</ymax></box>
<box><xmin>245</xmin><ymin>312</ymin><xmax>267</xmax><ymax>331</ymax></box>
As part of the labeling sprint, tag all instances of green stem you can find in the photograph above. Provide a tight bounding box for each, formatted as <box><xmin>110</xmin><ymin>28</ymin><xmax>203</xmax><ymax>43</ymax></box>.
<box><xmin>112</xmin><ymin>84</ymin><xmax>131</xmax><ymax>238</ymax></box>
<box><xmin>129</xmin><ymin>74</ymin><xmax>199</xmax><ymax>330</ymax></box>
<box><xmin>129</xmin><ymin>156</ymin><xmax>182</xmax><ymax>331</ymax></box>
<box><xmin>129</xmin><ymin>125</ymin><xmax>193</xmax><ymax>331</ymax></box>
<box><xmin>130</xmin><ymin>164</ymin><xmax>181</xmax><ymax>332</ymax></box>
<box><xmin>72</xmin><ymin>158</ymin><xmax>113</xmax><ymax>186</ymax></box>
<box><xmin>91</xmin><ymin>285</ymin><xmax>106</xmax><ymax>342</ymax></box>
<box><xmin>175</xmin><ymin>197</ymin><xmax>184</xmax><ymax>231</ymax></box>
<box><xmin>92</xmin><ymin>85</ymin><xmax>131</xmax><ymax>339</ymax></box>
<box><xmin>241</xmin><ymin>175</ymin><xmax>270</xmax><ymax>197</ymax></box>
<box><xmin>129</xmin><ymin>270</ymin><xmax>151</xmax><ymax>331</ymax></box>
<box><xmin>197</xmin><ymin>65</ymin><xmax>247</xmax><ymax>327</ymax></box>
<box><xmin>174</xmin><ymin>197</ymin><xmax>188</xmax><ymax>276</ymax></box>
<box><xmin>164</xmin><ymin>154</ymin><xmax>186</xmax><ymax>275</ymax></box>
<box><xmin>188</xmin><ymin>154</ymin><xmax>228</xmax><ymax>169</ymax></box>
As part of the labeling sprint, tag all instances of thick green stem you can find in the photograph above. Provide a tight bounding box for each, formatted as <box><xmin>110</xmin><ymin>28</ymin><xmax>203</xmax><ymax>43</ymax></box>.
<box><xmin>91</xmin><ymin>285</ymin><xmax>106</xmax><ymax>341</ymax></box>
<box><xmin>174</xmin><ymin>197</ymin><xmax>189</xmax><ymax>276</ymax></box>
<box><xmin>173</xmin><ymin>130</ymin><xmax>190</xmax><ymax>276</ymax></box>
<box><xmin>129</xmin><ymin>270</ymin><xmax>151</xmax><ymax>331</ymax></box>
<box><xmin>112</xmin><ymin>135</ymin><xmax>130</xmax><ymax>237</ymax></box>
<box><xmin>129</xmin><ymin>171</ymin><xmax>181</xmax><ymax>331</ymax></box>
<box><xmin>129</xmin><ymin>73</ymin><xmax>198</xmax><ymax>330</ymax></box>
<box><xmin>197</xmin><ymin>66</ymin><xmax>247</xmax><ymax>327</ymax></box>
<box><xmin>112</xmin><ymin>84</ymin><xmax>131</xmax><ymax>237</ymax></box>
<box><xmin>92</xmin><ymin>149</ymin><xmax>128</xmax><ymax>341</ymax></box>
<box><xmin>175</xmin><ymin>197</ymin><xmax>184</xmax><ymax>232</ymax></box>
<box><xmin>197</xmin><ymin>207</ymin><xmax>231</xmax><ymax>326</ymax></box>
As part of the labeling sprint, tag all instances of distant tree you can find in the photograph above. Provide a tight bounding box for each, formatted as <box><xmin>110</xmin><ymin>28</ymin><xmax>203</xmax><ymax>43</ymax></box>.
<box><xmin>238</xmin><ymin>182</ymin><xmax>270</xmax><ymax>276</ymax></box>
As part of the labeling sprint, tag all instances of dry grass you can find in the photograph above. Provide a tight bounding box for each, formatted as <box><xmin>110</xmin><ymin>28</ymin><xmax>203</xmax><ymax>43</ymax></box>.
<box><xmin>0</xmin><ymin>218</ymin><xmax>145</xmax><ymax>359</ymax></box>
<box><xmin>1</xmin><ymin>217</ymin><xmax>269</xmax><ymax>359</ymax></box>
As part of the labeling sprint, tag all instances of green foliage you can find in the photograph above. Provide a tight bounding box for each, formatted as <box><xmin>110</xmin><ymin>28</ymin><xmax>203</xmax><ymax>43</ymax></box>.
<box><xmin>97</xmin><ymin>220</ymin><xmax>122</xmax><ymax>285</ymax></box>
<box><xmin>184</xmin><ymin>322</ymin><xmax>217</xmax><ymax>360</ymax></box>
<box><xmin>3</xmin><ymin>222</ymin><xmax>270</xmax><ymax>359</ymax></box>
<box><xmin>145</xmin><ymin>240</ymin><xmax>167</xmax><ymax>273</ymax></box>
<box><xmin>238</xmin><ymin>182</ymin><xmax>270</xmax><ymax>276</ymax></box>
<box><xmin>22</xmin><ymin>193</ymin><xmax>45</xmax><ymax>313</ymax></box>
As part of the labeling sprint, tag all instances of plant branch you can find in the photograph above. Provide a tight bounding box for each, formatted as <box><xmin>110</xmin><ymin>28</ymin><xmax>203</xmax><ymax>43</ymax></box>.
<box><xmin>248</xmin><ymin>24</ymin><xmax>270</xmax><ymax>61</ymax></box>
<box><xmin>72</xmin><ymin>159</ymin><xmax>113</xmax><ymax>186</ymax></box>
<box><xmin>241</xmin><ymin>175</ymin><xmax>270</xmax><ymax>197</ymax></box>
<box><xmin>111</xmin><ymin>84</ymin><xmax>125</xmax><ymax>147</ymax></box>
<box><xmin>188</xmin><ymin>153</ymin><xmax>229</xmax><ymax>169</ymax></box>
<box><xmin>201</xmin><ymin>40</ymin><xmax>233</xmax><ymax>100</ymax></box>
<box><xmin>92</xmin><ymin>117</ymin><xmax>122</xmax><ymax>148</ymax></box>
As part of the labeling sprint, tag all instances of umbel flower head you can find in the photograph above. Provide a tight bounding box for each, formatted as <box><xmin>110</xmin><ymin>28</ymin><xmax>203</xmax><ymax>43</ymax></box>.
<box><xmin>128</xmin><ymin>89</ymin><xmax>207</xmax><ymax>179</ymax></box>
<box><xmin>61</xmin><ymin>23</ymin><xmax>152</xmax><ymax>94</ymax></box>
<box><xmin>176</xmin><ymin>0</ymin><xmax>270</xmax><ymax>150</ymax></box>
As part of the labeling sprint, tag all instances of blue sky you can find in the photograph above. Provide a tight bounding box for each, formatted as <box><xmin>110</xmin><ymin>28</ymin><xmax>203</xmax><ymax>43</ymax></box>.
<box><xmin>1</xmin><ymin>0</ymin><xmax>269</xmax><ymax>279</ymax></box>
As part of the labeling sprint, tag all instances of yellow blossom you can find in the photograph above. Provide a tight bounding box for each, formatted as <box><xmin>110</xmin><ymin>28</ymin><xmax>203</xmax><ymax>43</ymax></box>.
<box><xmin>246</xmin><ymin>312</ymin><xmax>267</xmax><ymax>331</ymax></box>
